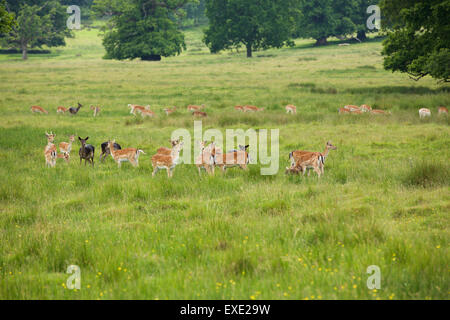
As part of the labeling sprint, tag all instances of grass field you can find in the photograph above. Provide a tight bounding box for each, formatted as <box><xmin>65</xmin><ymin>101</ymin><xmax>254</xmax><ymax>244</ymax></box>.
<box><xmin>0</xmin><ymin>25</ymin><xmax>449</xmax><ymax>300</ymax></box>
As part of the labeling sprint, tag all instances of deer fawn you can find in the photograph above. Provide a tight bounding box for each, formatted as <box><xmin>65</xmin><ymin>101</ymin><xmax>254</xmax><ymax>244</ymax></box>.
<box><xmin>196</xmin><ymin>141</ymin><xmax>216</xmax><ymax>176</ymax></box>
<box><xmin>152</xmin><ymin>141</ymin><xmax>184</xmax><ymax>178</ymax></box>
<box><xmin>215</xmin><ymin>145</ymin><xmax>249</xmax><ymax>172</ymax></box>
<box><xmin>128</xmin><ymin>104</ymin><xmax>149</xmax><ymax>116</ymax></box>
<box><xmin>59</xmin><ymin>135</ymin><xmax>75</xmax><ymax>161</ymax></box>
<box><xmin>57</xmin><ymin>106</ymin><xmax>68</xmax><ymax>113</ymax></box>
<box><xmin>107</xmin><ymin>140</ymin><xmax>145</xmax><ymax>168</ymax></box>
<box><xmin>31</xmin><ymin>106</ymin><xmax>48</xmax><ymax>114</ymax></box>
<box><xmin>78</xmin><ymin>136</ymin><xmax>95</xmax><ymax>166</ymax></box>
<box><xmin>90</xmin><ymin>105</ymin><xmax>101</xmax><ymax>117</ymax></box>
<box><xmin>44</xmin><ymin>132</ymin><xmax>57</xmax><ymax>167</ymax></box>
<box><xmin>100</xmin><ymin>141</ymin><xmax>122</xmax><ymax>162</ymax></box>
<box><xmin>288</xmin><ymin>141</ymin><xmax>337</xmax><ymax>178</ymax></box>
<box><xmin>286</xmin><ymin>105</ymin><xmax>297</xmax><ymax>114</ymax></box>
<box><xmin>438</xmin><ymin>106</ymin><xmax>448</xmax><ymax>115</ymax></box>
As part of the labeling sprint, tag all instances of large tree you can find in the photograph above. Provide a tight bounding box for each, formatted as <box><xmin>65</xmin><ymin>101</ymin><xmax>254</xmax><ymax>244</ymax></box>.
<box><xmin>1</xmin><ymin>1</ymin><xmax>71</xmax><ymax>59</ymax></box>
<box><xmin>0</xmin><ymin>1</ymin><xmax>14</xmax><ymax>34</ymax></box>
<box><xmin>94</xmin><ymin>0</ymin><xmax>190</xmax><ymax>61</ymax></box>
<box><xmin>295</xmin><ymin>0</ymin><xmax>360</xmax><ymax>46</ymax></box>
<box><xmin>203</xmin><ymin>0</ymin><xmax>299</xmax><ymax>58</ymax></box>
<box><xmin>381</xmin><ymin>0</ymin><xmax>450</xmax><ymax>82</ymax></box>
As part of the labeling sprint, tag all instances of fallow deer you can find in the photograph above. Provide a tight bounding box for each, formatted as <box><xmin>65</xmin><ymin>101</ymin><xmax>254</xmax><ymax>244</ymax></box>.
<box><xmin>243</xmin><ymin>105</ymin><xmax>264</xmax><ymax>112</ymax></box>
<box><xmin>100</xmin><ymin>141</ymin><xmax>122</xmax><ymax>162</ymax></box>
<box><xmin>164</xmin><ymin>107</ymin><xmax>176</xmax><ymax>116</ymax></box>
<box><xmin>187</xmin><ymin>104</ymin><xmax>205</xmax><ymax>112</ymax></box>
<box><xmin>215</xmin><ymin>146</ymin><xmax>249</xmax><ymax>172</ymax></box>
<box><xmin>339</xmin><ymin>107</ymin><xmax>350</xmax><ymax>114</ymax></box>
<box><xmin>234</xmin><ymin>105</ymin><xmax>244</xmax><ymax>112</ymax></box>
<box><xmin>419</xmin><ymin>108</ymin><xmax>431</xmax><ymax>118</ymax></box>
<box><xmin>371</xmin><ymin>109</ymin><xmax>391</xmax><ymax>115</ymax></box>
<box><xmin>69</xmin><ymin>103</ymin><xmax>82</xmax><ymax>115</ymax></box>
<box><xmin>57</xmin><ymin>106</ymin><xmax>68</xmax><ymax>113</ymax></box>
<box><xmin>343</xmin><ymin>105</ymin><xmax>360</xmax><ymax>112</ymax></box>
<box><xmin>44</xmin><ymin>132</ymin><xmax>56</xmax><ymax>167</ymax></box>
<box><xmin>289</xmin><ymin>141</ymin><xmax>337</xmax><ymax>177</ymax></box>
<box><xmin>286</xmin><ymin>105</ymin><xmax>297</xmax><ymax>114</ymax></box>
<box><xmin>196</xmin><ymin>141</ymin><xmax>216</xmax><ymax>176</ymax></box>
<box><xmin>57</xmin><ymin>152</ymin><xmax>70</xmax><ymax>163</ymax></box>
<box><xmin>59</xmin><ymin>135</ymin><xmax>75</xmax><ymax>161</ymax></box>
<box><xmin>438</xmin><ymin>106</ymin><xmax>448</xmax><ymax>115</ymax></box>
<box><xmin>31</xmin><ymin>106</ymin><xmax>48</xmax><ymax>114</ymax></box>
<box><xmin>90</xmin><ymin>105</ymin><xmax>101</xmax><ymax>117</ymax></box>
<box><xmin>157</xmin><ymin>139</ymin><xmax>181</xmax><ymax>156</ymax></box>
<box><xmin>192</xmin><ymin>111</ymin><xmax>207</xmax><ymax>117</ymax></box>
<box><xmin>151</xmin><ymin>142</ymin><xmax>184</xmax><ymax>178</ymax></box>
<box><xmin>128</xmin><ymin>104</ymin><xmax>149</xmax><ymax>116</ymax></box>
<box><xmin>360</xmin><ymin>104</ymin><xmax>372</xmax><ymax>112</ymax></box>
<box><xmin>107</xmin><ymin>140</ymin><xmax>145</xmax><ymax>168</ymax></box>
<box><xmin>141</xmin><ymin>109</ymin><xmax>156</xmax><ymax>118</ymax></box>
<box><xmin>78</xmin><ymin>136</ymin><xmax>95</xmax><ymax>166</ymax></box>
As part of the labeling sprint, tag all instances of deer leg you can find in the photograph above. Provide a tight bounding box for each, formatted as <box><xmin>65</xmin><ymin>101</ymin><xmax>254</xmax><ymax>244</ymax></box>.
<box><xmin>152</xmin><ymin>167</ymin><xmax>159</xmax><ymax>177</ymax></box>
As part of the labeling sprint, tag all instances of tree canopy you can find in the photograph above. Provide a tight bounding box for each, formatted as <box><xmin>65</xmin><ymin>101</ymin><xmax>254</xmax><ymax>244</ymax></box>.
<box><xmin>94</xmin><ymin>0</ymin><xmax>190</xmax><ymax>61</ymax></box>
<box><xmin>203</xmin><ymin>0</ymin><xmax>299</xmax><ymax>58</ymax></box>
<box><xmin>381</xmin><ymin>0</ymin><xmax>450</xmax><ymax>82</ymax></box>
<box><xmin>0</xmin><ymin>0</ymin><xmax>15</xmax><ymax>34</ymax></box>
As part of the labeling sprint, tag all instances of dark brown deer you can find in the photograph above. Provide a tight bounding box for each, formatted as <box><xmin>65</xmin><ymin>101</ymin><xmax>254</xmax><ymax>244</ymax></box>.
<box><xmin>78</xmin><ymin>136</ymin><xmax>95</xmax><ymax>166</ymax></box>
<box><xmin>99</xmin><ymin>141</ymin><xmax>122</xmax><ymax>162</ymax></box>
<box><xmin>69</xmin><ymin>103</ymin><xmax>82</xmax><ymax>115</ymax></box>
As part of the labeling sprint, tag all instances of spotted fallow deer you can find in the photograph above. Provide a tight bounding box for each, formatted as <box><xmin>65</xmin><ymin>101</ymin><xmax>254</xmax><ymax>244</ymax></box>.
<box><xmin>57</xmin><ymin>106</ymin><xmax>68</xmax><ymax>113</ymax></box>
<box><xmin>288</xmin><ymin>141</ymin><xmax>337</xmax><ymax>177</ymax></box>
<box><xmin>157</xmin><ymin>139</ymin><xmax>181</xmax><ymax>156</ymax></box>
<box><xmin>90</xmin><ymin>105</ymin><xmax>101</xmax><ymax>117</ymax></box>
<box><xmin>243</xmin><ymin>105</ymin><xmax>264</xmax><ymax>112</ymax></box>
<box><xmin>151</xmin><ymin>141</ymin><xmax>184</xmax><ymax>178</ymax></box>
<box><xmin>234</xmin><ymin>105</ymin><xmax>244</xmax><ymax>112</ymax></box>
<box><xmin>196</xmin><ymin>141</ymin><xmax>216</xmax><ymax>176</ymax></box>
<box><xmin>192</xmin><ymin>111</ymin><xmax>207</xmax><ymax>117</ymax></box>
<box><xmin>438</xmin><ymin>106</ymin><xmax>448</xmax><ymax>115</ymax></box>
<box><xmin>141</xmin><ymin>109</ymin><xmax>156</xmax><ymax>118</ymax></box>
<box><xmin>286</xmin><ymin>105</ymin><xmax>297</xmax><ymax>114</ymax></box>
<box><xmin>164</xmin><ymin>107</ymin><xmax>176</xmax><ymax>116</ymax></box>
<box><xmin>44</xmin><ymin>132</ymin><xmax>57</xmax><ymax>167</ymax></box>
<box><xmin>128</xmin><ymin>104</ymin><xmax>150</xmax><ymax>116</ymax></box>
<box><xmin>419</xmin><ymin>108</ymin><xmax>431</xmax><ymax>118</ymax></box>
<box><xmin>107</xmin><ymin>140</ymin><xmax>145</xmax><ymax>168</ymax></box>
<box><xmin>31</xmin><ymin>106</ymin><xmax>48</xmax><ymax>114</ymax></box>
<box><xmin>360</xmin><ymin>104</ymin><xmax>372</xmax><ymax>112</ymax></box>
<box><xmin>215</xmin><ymin>146</ymin><xmax>249</xmax><ymax>172</ymax></box>
<box><xmin>59</xmin><ymin>135</ymin><xmax>75</xmax><ymax>161</ymax></box>
<box><xmin>187</xmin><ymin>104</ymin><xmax>205</xmax><ymax>112</ymax></box>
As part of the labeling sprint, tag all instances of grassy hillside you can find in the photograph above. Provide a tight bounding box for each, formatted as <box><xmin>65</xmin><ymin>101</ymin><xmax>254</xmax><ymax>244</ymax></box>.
<box><xmin>0</xmin><ymin>26</ymin><xmax>449</xmax><ymax>300</ymax></box>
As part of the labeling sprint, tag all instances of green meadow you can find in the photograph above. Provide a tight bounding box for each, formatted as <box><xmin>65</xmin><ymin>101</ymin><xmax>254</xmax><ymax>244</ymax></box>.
<box><xmin>0</xmin><ymin>26</ymin><xmax>449</xmax><ymax>300</ymax></box>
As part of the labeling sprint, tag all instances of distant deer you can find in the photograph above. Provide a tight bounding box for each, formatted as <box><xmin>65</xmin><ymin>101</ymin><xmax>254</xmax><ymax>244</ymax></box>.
<box><xmin>371</xmin><ymin>109</ymin><xmax>391</xmax><ymax>115</ymax></box>
<box><xmin>419</xmin><ymin>108</ymin><xmax>431</xmax><ymax>118</ymax></box>
<box><xmin>90</xmin><ymin>105</ymin><xmax>101</xmax><ymax>117</ymax></box>
<box><xmin>44</xmin><ymin>132</ymin><xmax>57</xmax><ymax>167</ymax></box>
<box><xmin>360</xmin><ymin>104</ymin><xmax>372</xmax><ymax>112</ymax></box>
<box><xmin>157</xmin><ymin>139</ymin><xmax>181</xmax><ymax>156</ymax></box>
<box><xmin>243</xmin><ymin>105</ymin><xmax>264</xmax><ymax>112</ymax></box>
<box><xmin>339</xmin><ymin>107</ymin><xmax>351</xmax><ymax>114</ymax></box>
<box><xmin>438</xmin><ymin>106</ymin><xmax>448</xmax><ymax>115</ymax></box>
<box><xmin>286</xmin><ymin>105</ymin><xmax>297</xmax><ymax>114</ymax></box>
<box><xmin>59</xmin><ymin>135</ymin><xmax>75</xmax><ymax>161</ymax></box>
<box><xmin>152</xmin><ymin>141</ymin><xmax>184</xmax><ymax>178</ymax></box>
<box><xmin>164</xmin><ymin>107</ymin><xmax>176</xmax><ymax>116</ymax></box>
<box><xmin>234</xmin><ymin>105</ymin><xmax>244</xmax><ymax>112</ymax></box>
<box><xmin>215</xmin><ymin>145</ymin><xmax>249</xmax><ymax>172</ymax></box>
<box><xmin>57</xmin><ymin>152</ymin><xmax>70</xmax><ymax>163</ymax></box>
<box><xmin>31</xmin><ymin>106</ymin><xmax>48</xmax><ymax>114</ymax></box>
<box><xmin>343</xmin><ymin>105</ymin><xmax>360</xmax><ymax>112</ymax></box>
<box><xmin>57</xmin><ymin>106</ymin><xmax>68</xmax><ymax>113</ymax></box>
<box><xmin>288</xmin><ymin>141</ymin><xmax>337</xmax><ymax>178</ymax></box>
<box><xmin>129</xmin><ymin>104</ymin><xmax>150</xmax><ymax>116</ymax></box>
<box><xmin>187</xmin><ymin>104</ymin><xmax>205</xmax><ymax>112</ymax></box>
<box><xmin>69</xmin><ymin>103</ymin><xmax>82</xmax><ymax>115</ymax></box>
<box><xmin>141</xmin><ymin>109</ymin><xmax>156</xmax><ymax>118</ymax></box>
<box><xmin>78</xmin><ymin>136</ymin><xmax>95</xmax><ymax>166</ymax></box>
<box><xmin>192</xmin><ymin>111</ymin><xmax>207</xmax><ymax>117</ymax></box>
<box><xmin>99</xmin><ymin>141</ymin><xmax>122</xmax><ymax>162</ymax></box>
<box><xmin>107</xmin><ymin>140</ymin><xmax>145</xmax><ymax>168</ymax></box>
<box><xmin>196</xmin><ymin>141</ymin><xmax>216</xmax><ymax>176</ymax></box>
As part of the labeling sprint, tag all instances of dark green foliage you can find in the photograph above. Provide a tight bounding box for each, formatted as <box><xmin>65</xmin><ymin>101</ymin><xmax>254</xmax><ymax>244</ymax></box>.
<box><xmin>0</xmin><ymin>0</ymin><xmax>15</xmax><ymax>34</ymax></box>
<box><xmin>203</xmin><ymin>0</ymin><xmax>298</xmax><ymax>58</ymax></box>
<box><xmin>381</xmin><ymin>0</ymin><xmax>450</xmax><ymax>82</ymax></box>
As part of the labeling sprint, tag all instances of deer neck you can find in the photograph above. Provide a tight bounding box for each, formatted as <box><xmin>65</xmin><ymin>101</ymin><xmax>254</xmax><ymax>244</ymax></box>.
<box><xmin>109</xmin><ymin>143</ymin><xmax>116</xmax><ymax>158</ymax></box>
<box><xmin>322</xmin><ymin>146</ymin><xmax>331</xmax><ymax>161</ymax></box>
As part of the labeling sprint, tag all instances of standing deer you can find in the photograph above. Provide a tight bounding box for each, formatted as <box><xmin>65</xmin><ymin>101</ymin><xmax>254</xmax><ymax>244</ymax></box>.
<box><xmin>288</xmin><ymin>141</ymin><xmax>337</xmax><ymax>178</ymax></box>
<box><xmin>57</xmin><ymin>152</ymin><xmax>70</xmax><ymax>163</ymax></box>
<box><xmin>196</xmin><ymin>141</ymin><xmax>216</xmax><ymax>176</ymax></box>
<box><xmin>164</xmin><ymin>107</ymin><xmax>176</xmax><ymax>116</ymax></box>
<box><xmin>44</xmin><ymin>132</ymin><xmax>57</xmax><ymax>167</ymax></box>
<box><xmin>59</xmin><ymin>135</ymin><xmax>75</xmax><ymax>161</ymax></box>
<box><xmin>438</xmin><ymin>106</ymin><xmax>448</xmax><ymax>115</ymax></box>
<box><xmin>215</xmin><ymin>146</ymin><xmax>249</xmax><ymax>172</ymax></box>
<box><xmin>187</xmin><ymin>104</ymin><xmax>205</xmax><ymax>112</ymax></box>
<box><xmin>31</xmin><ymin>106</ymin><xmax>48</xmax><ymax>114</ymax></box>
<box><xmin>141</xmin><ymin>109</ymin><xmax>156</xmax><ymax>118</ymax></box>
<box><xmin>99</xmin><ymin>141</ymin><xmax>122</xmax><ymax>162</ymax></box>
<box><xmin>90</xmin><ymin>105</ymin><xmax>101</xmax><ymax>117</ymax></box>
<box><xmin>57</xmin><ymin>106</ymin><xmax>68</xmax><ymax>113</ymax></box>
<box><xmin>129</xmin><ymin>104</ymin><xmax>150</xmax><ymax>116</ymax></box>
<box><xmin>107</xmin><ymin>140</ymin><xmax>145</xmax><ymax>168</ymax></box>
<box><xmin>69</xmin><ymin>103</ymin><xmax>82</xmax><ymax>115</ymax></box>
<box><xmin>78</xmin><ymin>136</ymin><xmax>95</xmax><ymax>166</ymax></box>
<box><xmin>151</xmin><ymin>141</ymin><xmax>184</xmax><ymax>178</ymax></box>
<box><xmin>157</xmin><ymin>139</ymin><xmax>181</xmax><ymax>156</ymax></box>
<box><xmin>419</xmin><ymin>108</ymin><xmax>431</xmax><ymax>118</ymax></box>
<box><xmin>286</xmin><ymin>105</ymin><xmax>297</xmax><ymax>114</ymax></box>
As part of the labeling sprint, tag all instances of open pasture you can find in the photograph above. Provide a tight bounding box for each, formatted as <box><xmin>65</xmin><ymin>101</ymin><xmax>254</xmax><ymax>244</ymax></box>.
<box><xmin>0</xmin><ymin>27</ymin><xmax>449</xmax><ymax>299</ymax></box>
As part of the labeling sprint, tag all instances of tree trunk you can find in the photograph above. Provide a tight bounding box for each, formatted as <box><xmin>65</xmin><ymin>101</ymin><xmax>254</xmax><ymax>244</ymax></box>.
<box><xmin>357</xmin><ymin>30</ymin><xmax>367</xmax><ymax>42</ymax></box>
<box><xmin>21</xmin><ymin>43</ymin><xmax>27</xmax><ymax>60</ymax></box>
<box><xmin>246</xmin><ymin>43</ymin><xmax>252</xmax><ymax>58</ymax></box>
<box><xmin>315</xmin><ymin>37</ymin><xmax>328</xmax><ymax>46</ymax></box>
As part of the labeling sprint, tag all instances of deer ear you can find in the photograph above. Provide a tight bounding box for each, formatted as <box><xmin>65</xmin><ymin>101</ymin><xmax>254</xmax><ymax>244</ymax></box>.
<box><xmin>245</xmin><ymin>145</ymin><xmax>249</xmax><ymax>149</ymax></box>
<box><xmin>85</xmin><ymin>137</ymin><xmax>89</xmax><ymax>141</ymax></box>
<box><xmin>78</xmin><ymin>137</ymin><xmax>82</xmax><ymax>141</ymax></box>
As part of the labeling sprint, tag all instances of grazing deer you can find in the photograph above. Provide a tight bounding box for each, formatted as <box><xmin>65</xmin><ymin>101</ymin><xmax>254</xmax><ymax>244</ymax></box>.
<box><xmin>438</xmin><ymin>106</ymin><xmax>448</xmax><ymax>115</ymax></box>
<box><xmin>164</xmin><ymin>107</ymin><xmax>176</xmax><ymax>116</ymax></box>
<box><xmin>371</xmin><ymin>109</ymin><xmax>391</xmax><ymax>115</ymax></box>
<box><xmin>343</xmin><ymin>105</ymin><xmax>360</xmax><ymax>112</ymax></box>
<box><xmin>31</xmin><ymin>106</ymin><xmax>48</xmax><ymax>114</ymax></box>
<box><xmin>44</xmin><ymin>132</ymin><xmax>57</xmax><ymax>167</ymax></box>
<box><xmin>243</xmin><ymin>105</ymin><xmax>264</xmax><ymax>112</ymax></box>
<box><xmin>187</xmin><ymin>104</ymin><xmax>205</xmax><ymax>112</ymax></box>
<box><xmin>339</xmin><ymin>107</ymin><xmax>351</xmax><ymax>114</ymax></box>
<box><xmin>289</xmin><ymin>141</ymin><xmax>337</xmax><ymax>178</ymax></box>
<box><xmin>141</xmin><ymin>109</ymin><xmax>156</xmax><ymax>118</ymax></box>
<box><xmin>59</xmin><ymin>135</ymin><xmax>75</xmax><ymax>161</ymax></box>
<box><xmin>360</xmin><ymin>104</ymin><xmax>372</xmax><ymax>112</ymax></box>
<box><xmin>286</xmin><ymin>105</ymin><xmax>297</xmax><ymax>114</ymax></box>
<box><xmin>107</xmin><ymin>140</ymin><xmax>145</xmax><ymax>168</ymax></box>
<box><xmin>234</xmin><ymin>105</ymin><xmax>244</xmax><ymax>112</ymax></box>
<box><xmin>151</xmin><ymin>141</ymin><xmax>184</xmax><ymax>178</ymax></box>
<box><xmin>192</xmin><ymin>111</ymin><xmax>207</xmax><ymax>117</ymax></box>
<box><xmin>215</xmin><ymin>146</ymin><xmax>249</xmax><ymax>172</ymax></box>
<box><xmin>196</xmin><ymin>141</ymin><xmax>216</xmax><ymax>176</ymax></box>
<box><xmin>78</xmin><ymin>136</ymin><xmax>95</xmax><ymax>166</ymax></box>
<box><xmin>57</xmin><ymin>106</ymin><xmax>68</xmax><ymax>113</ymax></box>
<box><xmin>69</xmin><ymin>103</ymin><xmax>82</xmax><ymax>115</ymax></box>
<box><xmin>419</xmin><ymin>108</ymin><xmax>431</xmax><ymax>118</ymax></box>
<box><xmin>128</xmin><ymin>104</ymin><xmax>149</xmax><ymax>116</ymax></box>
<box><xmin>157</xmin><ymin>139</ymin><xmax>181</xmax><ymax>156</ymax></box>
<box><xmin>100</xmin><ymin>141</ymin><xmax>122</xmax><ymax>162</ymax></box>
<box><xmin>90</xmin><ymin>105</ymin><xmax>101</xmax><ymax>117</ymax></box>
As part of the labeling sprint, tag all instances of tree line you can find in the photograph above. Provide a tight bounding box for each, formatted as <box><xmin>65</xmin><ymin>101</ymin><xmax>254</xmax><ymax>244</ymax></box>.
<box><xmin>0</xmin><ymin>0</ymin><xmax>448</xmax><ymax>82</ymax></box>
